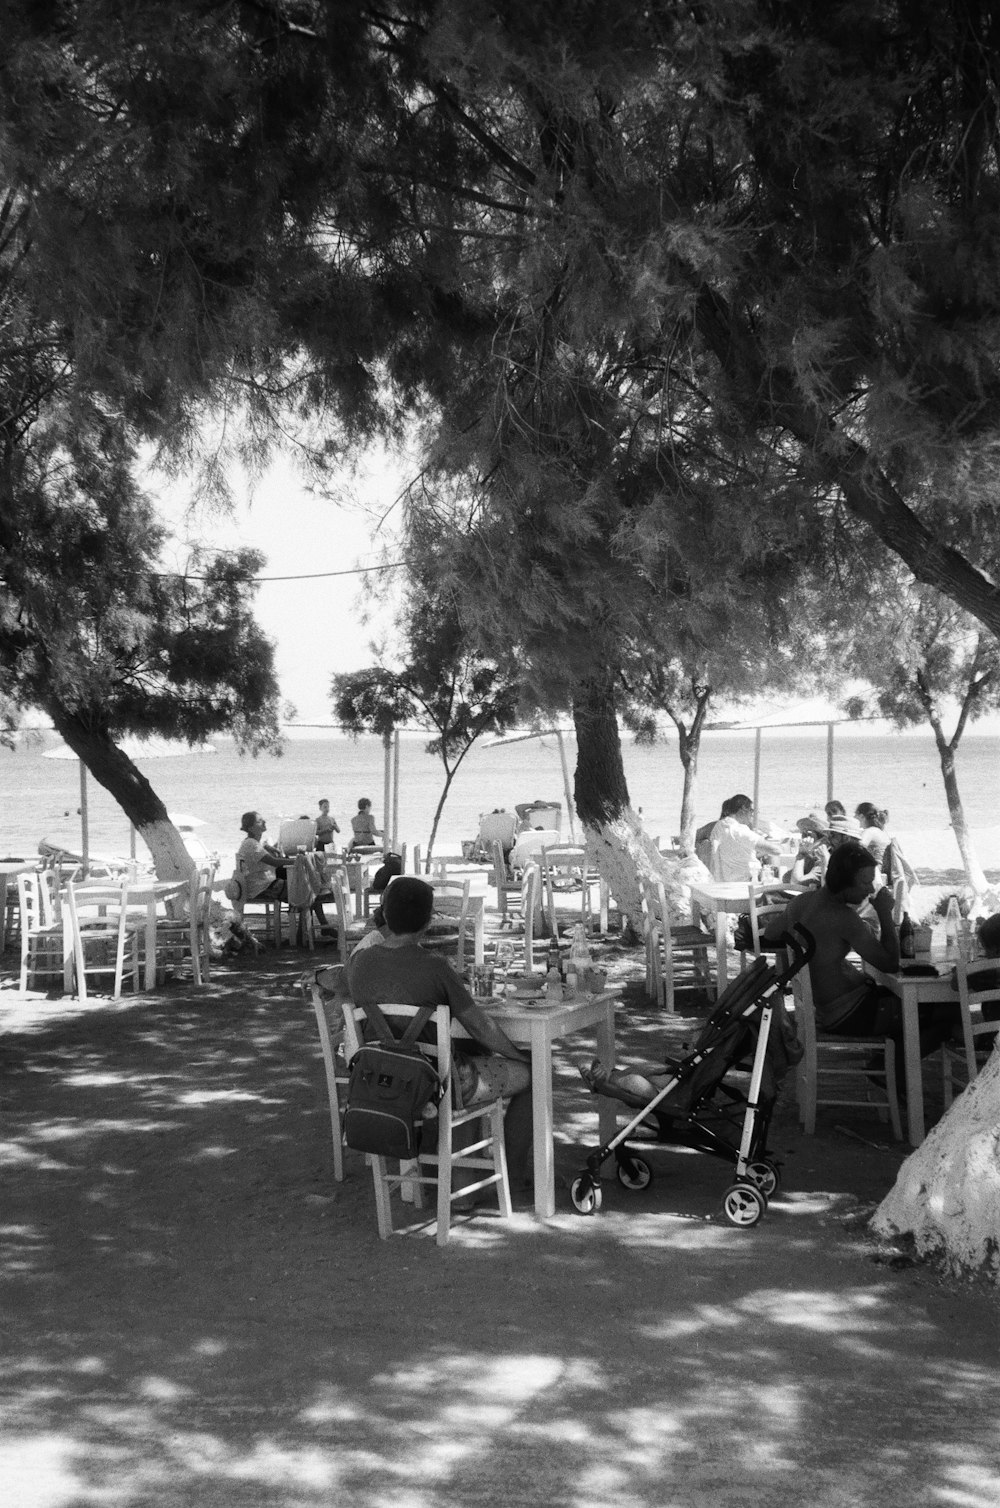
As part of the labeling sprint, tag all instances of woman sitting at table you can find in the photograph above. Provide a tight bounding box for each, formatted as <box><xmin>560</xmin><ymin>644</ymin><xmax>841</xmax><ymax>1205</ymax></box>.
<box><xmin>348</xmin><ymin>876</ymin><xmax>532</xmax><ymax>1193</ymax></box>
<box><xmin>348</xmin><ymin>797</ymin><xmax>382</xmax><ymax>851</ymax></box>
<box><xmin>788</xmin><ymin>812</ymin><xmax>832</xmax><ymax>884</ymax></box>
<box><xmin>855</xmin><ymin>802</ymin><xmax>918</xmax><ymax>890</ymax></box>
<box><xmin>237</xmin><ymin>811</ymin><xmax>330</xmax><ymax>929</ymax></box>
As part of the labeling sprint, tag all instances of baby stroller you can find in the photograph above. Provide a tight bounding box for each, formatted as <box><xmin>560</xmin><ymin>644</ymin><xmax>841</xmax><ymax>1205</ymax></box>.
<box><xmin>571</xmin><ymin>927</ymin><xmax>813</xmax><ymax>1228</ymax></box>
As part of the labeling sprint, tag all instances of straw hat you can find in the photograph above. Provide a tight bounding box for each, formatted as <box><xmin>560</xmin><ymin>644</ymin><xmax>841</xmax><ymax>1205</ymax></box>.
<box><xmin>796</xmin><ymin>811</ymin><xmax>830</xmax><ymax>838</ymax></box>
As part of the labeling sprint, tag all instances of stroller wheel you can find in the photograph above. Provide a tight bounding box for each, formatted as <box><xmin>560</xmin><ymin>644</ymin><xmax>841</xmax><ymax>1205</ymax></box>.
<box><xmin>744</xmin><ymin>1159</ymin><xmax>780</xmax><ymax>1198</ymax></box>
<box><xmin>570</xmin><ymin>1175</ymin><xmax>603</xmax><ymax>1215</ymax></box>
<box><xmin>615</xmin><ymin>1154</ymin><xmax>653</xmax><ymax>1192</ymax></box>
<box><xmin>721</xmin><ymin>1183</ymin><xmax>766</xmax><ymax>1228</ymax></box>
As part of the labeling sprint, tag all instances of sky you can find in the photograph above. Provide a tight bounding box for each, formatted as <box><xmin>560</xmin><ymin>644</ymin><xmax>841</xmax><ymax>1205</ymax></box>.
<box><xmin>150</xmin><ymin>448</ymin><xmax>1000</xmax><ymax>739</ymax></box>
<box><xmin>153</xmin><ymin>446</ymin><xmax>407</xmax><ymax>726</ymax></box>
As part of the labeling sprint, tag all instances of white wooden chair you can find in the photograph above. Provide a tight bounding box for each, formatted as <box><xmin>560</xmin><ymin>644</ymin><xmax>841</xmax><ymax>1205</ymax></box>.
<box><xmin>640</xmin><ymin>874</ymin><xmax>713</xmax><ymax>1014</ymax></box>
<box><xmin>421</xmin><ymin>878</ymin><xmax>471</xmax><ymax>968</ymax></box>
<box><xmin>232</xmin><ymin>856</ymin><xmax>284</xmax><ymax>947</ymax></box>
<box><xmin>747</xmin><ymin>884</ymin><xmax>790</xmax><ymax>958</ymax></box>
<box><xmin>490</xmin><ymin>840</ymin><xmax>521</xmax><ymax>927</ymax></box>
<box><xmin>65</xmin><ymin>880</ymin><xmax>141</xmax><ymax>1003</ymax></box>
<box><xmin>791</xmin><ymin>966</ymin><xmax>902</xmax><ymax>1139</ymax></box>
<box><xmin>156</xmin><ymin>863</ymin><xmax>217</xmax><ymax>986</ymax></box>
<box><xmin>329</xmin><ymin>869</ymin><xmax>370</xmax><ymax>963</ymax></box>
<box><xmin>541</xmin><ymin>845</ymin><xmax>591</xmax><ymax>937</ymax></box>
<box><xmin>17</xmin><ymin>871</ymin><xmax>64</xmax><ymax>992</ymax></box>
<box><xmin>940</xmin><ymin>959</ymin><xmax>1000</xmax><ymax>1108</ymax></box>
<box><xmin>341</xmin><ymin>1001</ymin><xmax>512</xmax><ymax>1246</ymax></box>
<box><xmin>304</xmin><ymin>963</ymin><xmax>351</xmax><ymax>1182</ymax></box>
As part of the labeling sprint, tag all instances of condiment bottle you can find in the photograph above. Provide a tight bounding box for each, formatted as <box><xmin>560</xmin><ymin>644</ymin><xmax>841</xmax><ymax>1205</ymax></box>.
<box><xmin>899</xmin><ymin>912</ymin><xmax>915</xmax><ymax>960</ymax></box>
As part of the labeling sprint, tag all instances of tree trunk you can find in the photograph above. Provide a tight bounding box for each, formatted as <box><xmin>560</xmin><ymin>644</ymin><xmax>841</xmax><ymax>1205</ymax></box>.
<box><xmin>669</xmin><ymin>688</ymin><xmax>711</xmax><ymax>853</ymax></box>
<box><xmin>924</xmin><ymin>713</ymin><xmax>989</xmax><ymax>896</ymax></box>
<box><xmin>48</xmin><ymin>710</ymin><xmax>194</xmax><ymax>882</ymax></box>
<box><xmin>938</xmin><ymin>747</ymin><xmax>989</xmax><ymax>895</ymax></box>
<box><xmin>871</xmin><ymin>1044</ymin><xmax>1000</xmax><ymax>1282</ymax></box>
<box><xmin>424</xmin><ymin>769</ymin><xmax>455</xmax><ymax>865</ymax></box>
<box><xmin>572</xmin><ymin>675</ymin><xmax>703</xmax><ymax>933</ymax></box>
<box><xmin>675</xmin><ymin>747</ymin><xmax>699</xmax><ymax>856</ymax></box>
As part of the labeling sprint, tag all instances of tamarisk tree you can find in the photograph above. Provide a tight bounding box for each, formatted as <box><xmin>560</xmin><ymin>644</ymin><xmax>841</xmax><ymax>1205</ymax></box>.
<box><xmin>332</xmin><ymin>588</ymin><xmax>521</xmax><ymax>863</ymax></box>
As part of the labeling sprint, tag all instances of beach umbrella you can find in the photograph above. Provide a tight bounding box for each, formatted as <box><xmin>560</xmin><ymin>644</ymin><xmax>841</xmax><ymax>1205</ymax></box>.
<box><xmin>42</xmin><ymin>737</ymin><xmax>216</xmax><ymax>872</ymax></box>
<box><xmin>168</xmin><ymin>812</ymin><xmax>207</xmax><ymax>831</ymax></box>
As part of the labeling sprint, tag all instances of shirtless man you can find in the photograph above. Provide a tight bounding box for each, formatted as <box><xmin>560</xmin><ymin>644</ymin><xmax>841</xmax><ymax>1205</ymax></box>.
<box><xmin>763</xmin><ymin>841</ymin><xmax>957</xmax><ymax>1077</ymax></box>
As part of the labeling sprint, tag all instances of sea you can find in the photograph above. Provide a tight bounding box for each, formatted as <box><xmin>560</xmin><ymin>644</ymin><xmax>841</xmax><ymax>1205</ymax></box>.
<box><xmin>3</xmin><ymin>723</ymin><xmax>998</xmax><ymax>878</ymax></box>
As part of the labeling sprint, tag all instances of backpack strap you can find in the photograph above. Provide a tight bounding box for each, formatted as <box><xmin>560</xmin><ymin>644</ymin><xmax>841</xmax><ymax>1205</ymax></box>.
<box><xmin>361</xmin><ymin>998</ymin><xmax>437</xmax><ymax>1051</ymax></box>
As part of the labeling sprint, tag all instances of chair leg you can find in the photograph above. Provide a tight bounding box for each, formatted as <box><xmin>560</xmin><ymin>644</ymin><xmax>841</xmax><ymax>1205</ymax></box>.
<box><xmin>371</xmin><ymin>1155</ymin><xmax>394</xmax><ymax>1239</ymax></box>
<box><xmin>436</xmin><ymin>1115</ymin><xmax>454</xmax><ymax>1248</ymax></box>
<box><xmin>796</xmin><ymin>1048</ymin><xmax>818</xmax><ymax>1136</ymax></box>
<box><xmin>883</xmin><ymin>1038</ymin><xmax>903</xmax><ymax>1141</ymax></box>
<box><xmin>490</xmin><ymin>1102</ymin><xmax>512</xmax><ymax>1218</ymax></box>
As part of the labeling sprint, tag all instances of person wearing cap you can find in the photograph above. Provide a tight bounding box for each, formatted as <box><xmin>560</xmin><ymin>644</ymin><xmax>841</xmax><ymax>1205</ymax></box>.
<box><xmin>348</xmin><ymin>876</ymin><xmax>533</xmax><ymax>1193</ymax></box>
<box><xmin>708</xmin><ymin>794</ymin><xmax>784</xmax><ymax>882</ymax></box>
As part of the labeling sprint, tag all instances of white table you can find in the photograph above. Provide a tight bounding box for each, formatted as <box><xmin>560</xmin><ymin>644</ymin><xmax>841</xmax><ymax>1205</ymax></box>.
<box><xmin>688</xmin><ymin>880</ymin><xmax>754</xmax><ymax>993</ymax></box>
<box><xmin>476</xmin><ymin>989</ymin><xmax>620</xmax><ymax>1218</ymax></box>
<box><xmin>688</xmin><ymin>879</ymin><xmax>804</xmax><ymax>994</ymax></box>
<box><xmin>63</xmin><ymin>880</ymin><xmax>187</xmax><ymax>992</ymax></box>
<box><xmin>868</xmin><ymin>944</ymin><xmax>962</xmax><ymax>1146</ymax></box>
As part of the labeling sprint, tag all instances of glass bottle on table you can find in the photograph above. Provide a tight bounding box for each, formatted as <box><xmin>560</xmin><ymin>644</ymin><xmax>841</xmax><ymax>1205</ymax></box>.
<box><xmin>944</xmin><ymin>895</ymin><xmax>962</xmax><ymax>952</ymax></box>
<box><xmin>899</xmin><ymin>912</ymin><xmax>915</xmax><ymax>960</ymax></box>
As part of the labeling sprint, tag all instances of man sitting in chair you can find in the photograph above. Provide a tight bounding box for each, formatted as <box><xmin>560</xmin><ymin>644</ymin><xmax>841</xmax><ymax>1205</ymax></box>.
<box><xmin>348</xmin><ymin>877</ymin><xmax>533</xmax><ymax>1195</ymax></box>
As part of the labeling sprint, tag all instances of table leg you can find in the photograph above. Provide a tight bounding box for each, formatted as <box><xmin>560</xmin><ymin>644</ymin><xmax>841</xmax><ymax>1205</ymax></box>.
<box><xmin>474</xmin><ymin>913</ymin><xmax>484</xmax><ymax>967</ymax></box>
<box><xmin>0</xmin><ymin>876</ymin><xmax>8</xmax><ymax>954</ymax></box>
<box><xmin>901</xmin><ymin>987</ymin><xmax>925</xmax><ymax>1146</ymax></box>
<box><xmin>529</xmin><ymin>1024</ymin><xmax>556</xmax><ymax>1219</ymax></box>
<box><xmin>714</xmin><ymin>910</ymin><xmax>729</xmax><ymax>994</ymax></box>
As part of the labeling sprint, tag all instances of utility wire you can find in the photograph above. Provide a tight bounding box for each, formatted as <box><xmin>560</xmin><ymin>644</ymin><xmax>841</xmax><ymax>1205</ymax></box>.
<box><xmin>153</xmin><ymin>560</ymin><xmax>407</xmax><ymax>583</ymax></box>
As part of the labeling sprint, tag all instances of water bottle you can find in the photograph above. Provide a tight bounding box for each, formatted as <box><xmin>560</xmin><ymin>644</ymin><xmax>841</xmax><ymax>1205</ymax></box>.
<box><xmin>545</xmin><ymin>965</ymin><xmax>562</xmax><ymax>1002</ymax></box>
<box><xmin>569</xmin><ymin>923</ymin><xmax>591</xmax><ymax>970</ymax></box>
<box><xmin>945</xmin><ymin>895</ymin><xmax>961</xmax><ymax>948</ymax></box>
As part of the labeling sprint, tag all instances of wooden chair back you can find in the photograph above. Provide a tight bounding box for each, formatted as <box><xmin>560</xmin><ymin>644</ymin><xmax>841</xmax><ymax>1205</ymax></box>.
<box><xmin>341</xmin><ymin>1000</ymin><xmax>511</xmax><ymax>1245</ymax></box>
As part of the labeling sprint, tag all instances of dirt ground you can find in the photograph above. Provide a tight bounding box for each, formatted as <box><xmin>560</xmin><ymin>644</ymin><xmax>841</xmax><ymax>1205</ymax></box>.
<box><xmin>2</xmin><ymin>930</ymin><xmax>999</xmax><ymax>1508</ymax></box>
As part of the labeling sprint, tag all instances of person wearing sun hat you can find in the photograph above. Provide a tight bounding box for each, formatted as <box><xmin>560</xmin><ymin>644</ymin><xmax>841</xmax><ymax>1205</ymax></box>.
<box><xmin>790</xmin><ymin>810</ymin><xmax>833</xmax><ymax>883</ymax></box>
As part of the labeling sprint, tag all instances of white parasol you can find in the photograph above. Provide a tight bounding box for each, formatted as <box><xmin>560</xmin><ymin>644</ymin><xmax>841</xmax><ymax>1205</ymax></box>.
<box><xmin>168</xmin><ymin>812</ymin><xmax>207</xmax><ymax>830</ymax></box>
<box><xmin>42</xmin><ymin>737</ymin><xmax>216</xmax><ymax>872</ymax></box>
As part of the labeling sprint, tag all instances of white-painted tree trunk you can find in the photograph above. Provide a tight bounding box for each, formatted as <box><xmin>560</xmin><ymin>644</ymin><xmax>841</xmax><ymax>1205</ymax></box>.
<box><xmin>135</xmin><ymin>818</ymin><xmax>198</xmax><ymax>883</ymax></box>
<box><xmin>583</xmin><ymin>806</ymin><xmax>708</xmax><ymax>931</ymax></box>
<box><xmin>870</xmin><ymin>1045</ymin><xmax>1000</xmax><ymax>1282</ymax></box>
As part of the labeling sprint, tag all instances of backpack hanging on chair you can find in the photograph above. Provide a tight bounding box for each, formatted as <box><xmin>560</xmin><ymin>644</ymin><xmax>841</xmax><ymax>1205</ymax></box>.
<box><xmin>343</xmin><ymin>1000</ymin><xmax>444</xmax><ymax>1159</ymax></box>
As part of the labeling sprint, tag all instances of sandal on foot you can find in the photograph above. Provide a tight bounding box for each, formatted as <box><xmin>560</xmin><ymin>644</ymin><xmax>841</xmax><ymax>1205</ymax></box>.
<box><xmin>578</xmin><ymin>1059</ymin><xmax>608</xmax><ymax>1094</ymax></box>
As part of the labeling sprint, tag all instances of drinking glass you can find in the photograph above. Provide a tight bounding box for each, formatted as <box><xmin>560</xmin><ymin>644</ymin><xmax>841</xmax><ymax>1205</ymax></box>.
<box><xmin>494</xmin><ymin>938</ymin><xmax>515</xmax><ymax>996</ymax></box>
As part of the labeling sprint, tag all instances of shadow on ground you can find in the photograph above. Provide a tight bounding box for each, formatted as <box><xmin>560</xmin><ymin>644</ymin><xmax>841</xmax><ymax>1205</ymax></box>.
<box><xmin>2</xmin><ymin>948</ymin><xmax>999</xmax><ymax>1508</ymax></box>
